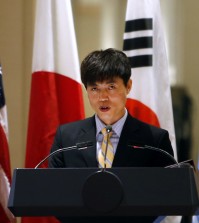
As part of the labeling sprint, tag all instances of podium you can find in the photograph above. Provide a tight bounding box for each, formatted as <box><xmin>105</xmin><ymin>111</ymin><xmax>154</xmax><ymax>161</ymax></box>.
<box><xmin>8</xmin><ymin>167</ymin><xmax>199</xmax><ymax>221</ymax></box>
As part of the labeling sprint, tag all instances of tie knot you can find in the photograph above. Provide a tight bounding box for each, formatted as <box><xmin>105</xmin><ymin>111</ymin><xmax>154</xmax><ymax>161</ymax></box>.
<box><xmin>101</xmin><ymin>127</ymin><xmax>112</xmax><ymax>137</ymax></box>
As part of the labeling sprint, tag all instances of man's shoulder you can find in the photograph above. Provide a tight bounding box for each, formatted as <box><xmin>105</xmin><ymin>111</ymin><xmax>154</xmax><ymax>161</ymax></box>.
<box><xmin>59</xmin><ymin>116</ymin><xmax>95</xmax><ymax>131</ymax></box>
<box><xmin>127</xmin><ymin>113</ymin><xmax>168</xmax><ymax>133</ymax></box>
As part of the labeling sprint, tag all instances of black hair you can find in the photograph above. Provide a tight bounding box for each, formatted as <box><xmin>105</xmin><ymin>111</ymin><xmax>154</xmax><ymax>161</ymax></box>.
<box><xmin>80</xmin><ymin>48</ymin><xmax>131</xmax><ymax>88</ymax></box>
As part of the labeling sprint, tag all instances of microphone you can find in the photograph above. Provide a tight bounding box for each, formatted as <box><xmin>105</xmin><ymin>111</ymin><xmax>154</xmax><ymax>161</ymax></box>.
<box><xmin>35</xmin><ymin>141</ymin><xmax>93</xmax><ymax>169</ymax></box>
<box><xmin>106</xmin><ymin>125</ymin><xmax>112</xmax><ymax>133</ymax></box>
<box><xmin>128</xmin><ymin>142</ymin><xmax>179</xmax><ymax>167</ymax></box>
<box><xmin>103</xmin><ymin>125</ymin><xmax>112</xmax><ymax>169</ymax></box>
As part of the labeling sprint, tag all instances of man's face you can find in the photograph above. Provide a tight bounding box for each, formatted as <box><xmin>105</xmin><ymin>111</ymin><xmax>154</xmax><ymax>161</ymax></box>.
<box><xmin>87</xmin><ymin>77</ymin><xmax>132</xmax><ymax>125</ymax></box>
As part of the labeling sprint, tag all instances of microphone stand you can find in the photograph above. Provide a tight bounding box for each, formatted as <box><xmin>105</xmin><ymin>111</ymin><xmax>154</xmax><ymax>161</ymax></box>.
<box><xmin>144</xmin><ymin>145</ymin><xmax>179</xmax><ymax>167</ymax></box>
<box><xmin>35</xmin><ymin>142</ymin><xmax>93</xmax><ymax>169</ymax></box>
<box><xmin>103</xmin><ymin>132</ymin><xmax>110</xmax><ymax>170</ymax></box>
<box><xmin>129</xmin><ymin>144</ymin><xmax>186</xmax><ymax>168</ymax></box>
<box><xmin>103</xmin><ymin>125</ymin><xmax>112</xmax><ymax>171</ymax></box>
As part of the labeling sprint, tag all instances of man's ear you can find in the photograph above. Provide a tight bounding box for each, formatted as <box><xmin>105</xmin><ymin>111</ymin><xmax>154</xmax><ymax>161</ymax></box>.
<box><xmin>127</xmin><ymin>79</ymin><xmax>132</xmax><ymax>93</ymax></box>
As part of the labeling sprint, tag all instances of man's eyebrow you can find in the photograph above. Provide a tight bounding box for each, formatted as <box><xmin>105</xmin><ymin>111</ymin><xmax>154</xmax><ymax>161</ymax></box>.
<box><xmin>88</xmin><ymin>80</ymin><xmax>116</xmax><ymax>86</ymax></box>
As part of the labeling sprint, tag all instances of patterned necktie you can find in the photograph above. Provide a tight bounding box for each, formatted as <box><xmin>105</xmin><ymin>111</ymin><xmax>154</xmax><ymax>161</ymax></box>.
<box><xmin>98</xmin><ymin>127</ymin><xmax>114</xmax><ymax>168</ymax></box>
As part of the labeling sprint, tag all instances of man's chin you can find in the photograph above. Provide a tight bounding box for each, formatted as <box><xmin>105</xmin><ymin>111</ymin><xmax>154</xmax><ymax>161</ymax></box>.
<box><xmin>97</xmin><ymin>114</ymin><xmax>114</xmax><ymax>125</ymax></box>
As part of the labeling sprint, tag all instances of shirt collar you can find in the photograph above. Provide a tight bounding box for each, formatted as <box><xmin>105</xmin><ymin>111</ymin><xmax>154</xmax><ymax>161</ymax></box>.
<box><xmin>95</xmin><ymin>108</ymin><xmax>128</xmax><ymax>137</ymax></box>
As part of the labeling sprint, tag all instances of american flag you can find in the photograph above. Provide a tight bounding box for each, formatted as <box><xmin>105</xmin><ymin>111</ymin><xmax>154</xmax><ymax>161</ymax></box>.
<box><xmin>0</xmin><ymin>64</ymin><xmax>16</xmax><ymax>223</ymax></box>
<box><xmin>0</xmin><ymin>66</ymin><xmax>5</xmax><ymax>108</ymax></box>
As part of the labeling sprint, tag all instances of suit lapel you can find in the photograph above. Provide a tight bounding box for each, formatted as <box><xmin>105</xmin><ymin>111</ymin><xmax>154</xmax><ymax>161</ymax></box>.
<box><xmin>76</xmin><ymin>116</ymin><xmax>98</xmax><ymax>167</ymax></box>
<box><xmin>75</xmin><ymin>114</ymin><xmax>149</xmax><ymax>167</ymax></box>
<box><xmin>113</xmin><ymin>114</ymin><xmax>141</xmax><ymax>167</ymax></box>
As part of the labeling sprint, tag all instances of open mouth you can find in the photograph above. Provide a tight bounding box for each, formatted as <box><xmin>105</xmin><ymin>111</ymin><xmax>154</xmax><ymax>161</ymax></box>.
<box><xmin>99</xmin><ymin>106</ymin><xmax>110</xmax><ymax>112</ymax></box>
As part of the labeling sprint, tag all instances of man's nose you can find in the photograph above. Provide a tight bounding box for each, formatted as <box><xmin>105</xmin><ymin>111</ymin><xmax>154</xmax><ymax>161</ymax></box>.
<box><xmin>98</xmin><ymin>89</ymin><xmax>108</xmax><ymax>101</ymax></box>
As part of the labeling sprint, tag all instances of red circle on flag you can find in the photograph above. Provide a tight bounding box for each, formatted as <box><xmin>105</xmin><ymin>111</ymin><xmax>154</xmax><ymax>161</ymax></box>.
<box><xmin>126</xmin><ymin>98</ymin><xmax>160</xmax><ymax>127</ymax></box>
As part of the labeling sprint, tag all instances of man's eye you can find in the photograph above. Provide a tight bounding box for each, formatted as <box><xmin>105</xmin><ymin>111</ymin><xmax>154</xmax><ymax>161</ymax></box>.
<box><xmin>91</xmin><ymin>87</ymin><xmax>97</xmax><ymax>91</ymax></box>
<box><xmin>108</xmin><ymin>85</ymin><xmax>115</xmax><ymax>90</ymax></box>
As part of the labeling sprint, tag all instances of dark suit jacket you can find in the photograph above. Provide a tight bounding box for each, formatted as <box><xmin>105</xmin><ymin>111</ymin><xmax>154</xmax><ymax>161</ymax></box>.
<box><xmin>49</xmin><ymin>114</ymin><xmax>174</xmax><ymax>223</ymax></box>
<box><xmin>49</xmin><ymin>113</ymin><xmax>174</xmax><ymax>168</ymax></box>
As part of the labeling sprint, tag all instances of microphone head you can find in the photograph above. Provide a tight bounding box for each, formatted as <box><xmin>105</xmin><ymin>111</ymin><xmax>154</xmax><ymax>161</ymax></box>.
<box><xmin>76</xmin><ymin>141</ymin><xmax>93</xmax><ymax>148</ymax></box>
<box><xmin>106</xmin><ymin>125</ymin><xmax>112</xmax><ymax>133</ymax></box>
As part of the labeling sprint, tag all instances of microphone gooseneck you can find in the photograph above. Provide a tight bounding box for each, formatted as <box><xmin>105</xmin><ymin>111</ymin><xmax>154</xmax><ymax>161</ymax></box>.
<box><xmin>128</xmin><ymin>143</ymin><xmax>179</xmax><ymax>167</ymax></box>
<box><xmin>103</xmin><ymin>125</ymin><xmax>112</xmax><ymax>169</ymax></box>
<box><xmin>34</xmin><ymin>141</ymin><xmax>93</xmax><ymax>169</ymax></box>
<box><xmin>144</xmin><ymin>145</ymin><xmax>179</xmax><ymax>167</ymax></box>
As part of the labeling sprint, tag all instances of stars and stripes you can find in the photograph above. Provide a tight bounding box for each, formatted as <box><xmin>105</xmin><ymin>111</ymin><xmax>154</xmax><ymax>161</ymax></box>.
<box><xmin>0</xmin><ymin>66</ymin><xmax>6</xmax><ymax>108</ymax></box>
<box><xmin>0</xmin><ymin>64</ymin><xmax>16</xmax><ymax>223</ymax></box>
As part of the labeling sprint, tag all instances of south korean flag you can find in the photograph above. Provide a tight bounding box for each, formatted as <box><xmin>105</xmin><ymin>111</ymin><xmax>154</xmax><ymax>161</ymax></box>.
<box><xmin>123</xmin><ymin>0</ymin><xmax>177</xmax><ymax>160</ymax></box>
